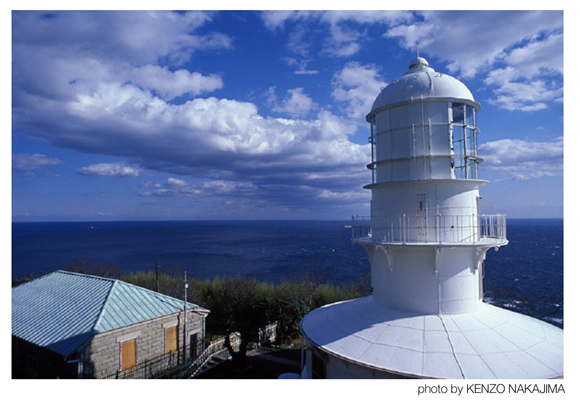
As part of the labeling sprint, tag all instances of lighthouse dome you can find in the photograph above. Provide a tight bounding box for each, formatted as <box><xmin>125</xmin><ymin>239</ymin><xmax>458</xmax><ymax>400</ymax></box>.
<box><xmin>369</xmin><ymin>57</ymin><xmax>479</xmax><ymax>118</ymax></box>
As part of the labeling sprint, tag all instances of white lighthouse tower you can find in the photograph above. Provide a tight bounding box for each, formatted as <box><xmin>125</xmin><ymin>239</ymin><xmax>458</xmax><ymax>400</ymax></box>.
<box><xmin>300</xmin><ymin>57</ymin><xmax>563</xmax><ymax>379</ymax></box>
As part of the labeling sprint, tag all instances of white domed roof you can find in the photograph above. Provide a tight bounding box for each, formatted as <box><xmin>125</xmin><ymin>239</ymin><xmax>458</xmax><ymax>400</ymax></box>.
<box><xmin>370</xmin><ymin>57</ymin><xmax>479</xmax><ymax>116</ymax></box>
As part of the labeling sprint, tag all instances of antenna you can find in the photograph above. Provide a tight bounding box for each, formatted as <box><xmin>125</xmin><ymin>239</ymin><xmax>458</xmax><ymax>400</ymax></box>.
<box><xmin>415</xmin><ymin>40</ymin><xmax>420</xmax><ymax>58</ymax></box>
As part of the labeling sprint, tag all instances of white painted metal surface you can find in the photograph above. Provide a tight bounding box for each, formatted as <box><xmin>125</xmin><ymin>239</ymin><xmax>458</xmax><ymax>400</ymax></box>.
<box><xmin>370</xmin><ymin>57</ymin><xmax>478</xmax><ymax>114</ymax></box>
<box><xmin>360</xmin><ymin>56</ymin><xmax>503</xmax><ymax>315</ymax></box>
<box><xmin>301</xmin><ymin>297</ymin><xmax>563</xmax><ymax>379</ymax></box>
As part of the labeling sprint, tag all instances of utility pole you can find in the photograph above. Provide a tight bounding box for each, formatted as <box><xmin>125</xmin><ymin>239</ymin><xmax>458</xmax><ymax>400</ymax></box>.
<box><xmin>155</xmin><ymin>261</ymin><xmax>160</xmax><ymax>293</ymax></box>
<box><xmin>183</xmin><ymin>270</ymin><xmax>188</xmax><ymax>363</ymax></box>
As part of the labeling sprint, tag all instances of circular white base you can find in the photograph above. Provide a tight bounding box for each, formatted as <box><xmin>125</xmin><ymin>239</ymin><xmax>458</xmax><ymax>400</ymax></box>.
<box><xmin>301</xmin><ymin>296</ymin><xmax>563</xmax><ymax>379</ymax></box>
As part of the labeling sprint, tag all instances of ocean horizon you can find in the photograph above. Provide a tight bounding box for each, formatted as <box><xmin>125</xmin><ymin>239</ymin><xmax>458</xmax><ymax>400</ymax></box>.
<box><xmin>12</xmin><ymin>218</ymin><xmax>563</xmax><ymax>327</ymax></box>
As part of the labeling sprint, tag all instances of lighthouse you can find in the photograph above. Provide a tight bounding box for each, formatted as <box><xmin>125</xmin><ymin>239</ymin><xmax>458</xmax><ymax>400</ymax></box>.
<box><xmin>300</xmin><ymin>57</ymin><xmax>563</xmax><ymax>379</ymax></box>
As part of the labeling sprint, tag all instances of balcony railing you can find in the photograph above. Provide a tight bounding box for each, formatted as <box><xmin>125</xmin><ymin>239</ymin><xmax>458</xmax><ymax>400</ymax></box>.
<box><xmin>352</xmin><ymin>214</ymin><xmax>507</xmax><ymax>245</ymax></box>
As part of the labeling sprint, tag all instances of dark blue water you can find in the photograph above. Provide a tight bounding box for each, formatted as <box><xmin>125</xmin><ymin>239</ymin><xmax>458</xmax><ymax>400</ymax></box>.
<box><xmin>483</xmin><ymin>219</ymin><xmax>563</xmax><ymax>327</ymax></box>
<box><xmin>12</xmin><ymin>219</ymin><xmax>563</xmax><ymax>326</ymax></box>
<box><xmin>11</xmin><ymin>220</ymin><xmax>369</xmax><ymax>284</ymax></box>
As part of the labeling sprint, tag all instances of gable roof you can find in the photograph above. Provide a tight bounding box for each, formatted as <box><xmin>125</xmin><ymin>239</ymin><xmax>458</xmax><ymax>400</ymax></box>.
<box><xmin>12</xmin><ymin>270</ymin><xmax>208</xmax><ymax>358</ymax></box>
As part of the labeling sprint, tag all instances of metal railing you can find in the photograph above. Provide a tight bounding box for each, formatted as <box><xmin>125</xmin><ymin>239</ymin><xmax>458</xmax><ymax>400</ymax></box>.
<box><xmin>258</xmin><ymin>322</ymin><xmax>277</xmax><ymax>345</ymax></box>
<box><xmin>98</xmin><ymin>323</ymin><xmax>278</xmax><ymax>379</ymax></box>
<box><xmin>181</xmin><ymin>332</ymin><xmax>242</xmax><ymax>378</ymax></box>
<box><xmin>183</xmin><ymin>321</ymin><xmax>277</xmax><ymax>379</ymax></box>
<box><xmin>97</xmin><ymin>333</ymin><xmax>241</xmax><ymax>380</ymax></box>
<box><xmin>98</xmin><ymin>350</ymin><xmax>184</xmax><ymax>379</ymax></box>
<box><xmin>352</xmin><ymin>214</ymin><xmax>506</xmax><ymax>245</ymax></box>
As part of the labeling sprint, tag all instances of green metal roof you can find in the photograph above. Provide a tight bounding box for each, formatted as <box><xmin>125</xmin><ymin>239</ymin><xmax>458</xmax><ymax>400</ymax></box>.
<box><xmin>12</xmin><ymin>271</ymin><xmax>208</xmax><ymax>358</ymax></box>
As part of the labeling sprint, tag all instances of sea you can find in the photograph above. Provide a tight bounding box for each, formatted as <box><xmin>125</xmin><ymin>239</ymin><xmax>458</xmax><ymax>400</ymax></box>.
<box><xmin>11</xmin><ymin>219</ymin><xmax>564</xmax><ymax>328</ymax></box>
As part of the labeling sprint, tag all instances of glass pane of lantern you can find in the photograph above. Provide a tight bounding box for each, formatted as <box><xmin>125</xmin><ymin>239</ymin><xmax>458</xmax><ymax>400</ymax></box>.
<box><xmin>465</xmin><ymin>105</ymin><xmax>475</xmax><ymax>126</ymax></box>
<box><xmin>453</xmin><ymin>126</ymin><xmax>465</xmax><ymax>155</ymax></box>
<box><xmin>453</xmin><ymin>156</ymin><xmax>466</xmax><ymax>179</ymax></box>
<box><xmin>466</xmin><ymin>128</ymin><xmax>476</xmax><ymax>156</ymax></box>
<box><xmin>452</xmin><ymin>103</ymin><xmax>464</xmax><ymax>124</ymax></box>
<box><xmin>466</xmin><ymin>159</ymin><xmax>478</xmax><ymax>179</ymax></box>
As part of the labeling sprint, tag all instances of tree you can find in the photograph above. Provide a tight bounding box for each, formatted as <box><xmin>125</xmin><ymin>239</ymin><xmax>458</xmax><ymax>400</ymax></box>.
<box><xmin>202</xmin><ymin>278</ymin><xmax>274</xmax><ymax>368</ymax></box>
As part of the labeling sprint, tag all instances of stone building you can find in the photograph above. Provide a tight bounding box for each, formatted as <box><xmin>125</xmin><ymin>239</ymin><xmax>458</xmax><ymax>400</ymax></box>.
<box><xmin>12</xmin><ymin>270</ymin><xmax>209</xmax><ymax>379</ymax></box>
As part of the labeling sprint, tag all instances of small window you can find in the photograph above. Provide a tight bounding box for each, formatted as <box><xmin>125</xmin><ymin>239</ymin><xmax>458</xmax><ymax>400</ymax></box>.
<box><xmin>165</xmin><ymin>326</ymin><xmax>178</xmax><ymax>354</ymax></box>
<box><xmin>121</xmin><ymin>339</ymin><xmax>136</xmax><ymax>371</ymax></box>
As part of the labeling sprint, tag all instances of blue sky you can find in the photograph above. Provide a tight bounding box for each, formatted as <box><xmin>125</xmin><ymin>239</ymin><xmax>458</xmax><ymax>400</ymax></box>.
<box><xmin>11</xmin><ymin>9</ymin><xmax>565</xmax><ymax>221</ymax></box>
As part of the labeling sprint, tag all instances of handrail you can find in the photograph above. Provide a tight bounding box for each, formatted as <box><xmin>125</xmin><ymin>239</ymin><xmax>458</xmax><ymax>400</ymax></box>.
<box><xmin>183</xmin><ymin>321</ymin><xmax>278</xmax><ymax>379</ymax></box>
<box><xmin>352</xmin><ymin>214</ymin><xmax>507</xmax><ymax>245</ymax></box>
<box><xmin>182</xmin><ymin>332</ymin><xmax>241</xmax><ymax>378</ymax></box>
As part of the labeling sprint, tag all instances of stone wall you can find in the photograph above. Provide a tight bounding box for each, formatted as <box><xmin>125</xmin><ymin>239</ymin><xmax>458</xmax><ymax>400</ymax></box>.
<box><xmin>80</xmin><ymin>309</ymin><xmax>206</xmax><ymax>378</ymax></box>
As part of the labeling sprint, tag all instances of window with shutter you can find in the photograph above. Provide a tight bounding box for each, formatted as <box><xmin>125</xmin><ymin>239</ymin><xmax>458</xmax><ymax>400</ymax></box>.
<box><xmin>120</xmin><ymin>339</ymin><xmax>136</xmax><ymax>371</ymax></box>
<box><xmin>165</xmin><ymin>326</ymin><xmax>178</xmax><ymax>354</ymax></box>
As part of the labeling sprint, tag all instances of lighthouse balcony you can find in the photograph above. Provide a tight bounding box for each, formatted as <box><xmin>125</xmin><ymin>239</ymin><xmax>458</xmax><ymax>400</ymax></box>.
<box><xmin>351</xmin><ymin>214</ymin><xmax>507</xmax><ymax>246</ymax></box>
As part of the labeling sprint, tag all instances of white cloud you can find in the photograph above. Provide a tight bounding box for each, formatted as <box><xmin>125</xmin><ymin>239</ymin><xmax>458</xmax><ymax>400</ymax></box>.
<box><xmin>484</xmin><ymin>32</ymin><xmax>563</xmax><ymax>111</ymax></box>
<box><xmin>385</xmin><ymin>11</ymin><xmax>562</xmax><ymax>78</ymax></box>
<box><xmin>267</xmin><ymin>87</ymin><xmax>318</xmax><ymax>118</ymax></box>
<box><xmin>12</xmin><ymin>11</ymin><xmax>231</xmax><ymax>107</ymax></box>
<box><xmin>502</xmin><ymin>33</ymin><xmax>563</xmax><ymax>77</ymax></box>
<box><xmin>384</xmin><ymin>11</ymin><xmax>563</xmax><ymax>112</ymax></box>
<box><xmin>129</xmin><ymin>65</ymin><xmax>223</xmax><ymax>100</ymax></box>
<box><xmin>12</xmin><ymin>11</ymin><xmax>229</xmax><ymax>66</ymax></box>
<box><xmin>479</xmin><ymin>137</ymin><xmax>563</xmax><ymax>180</ymax></box>
<box><xmin>322</xmin><ymin>24</ymin><xmax>362</xmax><ymax>57</ymax></box>
<box><xmin>282</xmin><ymin>57</ymin><xmax>319</xmax><ymax>75</ymax></box>
<box><xmin>21</xmin><ymin>73</ymin><xmax>367</xmax><ymax>192</ymax></box>
<box><xmin>332</xmin><ymin>62</ymin><xmax>387</xmax><ymax>120</ymax></box>
<box><xmin>260</xmin><ymin>10</ymin><xmax>301</xmax><ymax>30</ymax></box>
<box><xmin>141</xmin><ymin>178</ymin><xmax>255</xmax><ymax>197</ymax></box>
<box><xmin>13</xmin><ymin>153</ymin><xmax>63</xmax><ymax>170</ymax></box>
<box><xmin>264</xmin><ymin>10</ymin><xmax>562</xmax><ymax>112</ymax></box>
<box><xmin>166</xmin><ymin>177</ymin><xmax>188</xmax><ymax>187</ymax></box>
<box><xmin>261</xmin><ymin>10</ymin><xmax>413</xmax><ymax>58</ymax></box>
<box><xmin>486</xmin><ymin>80</ymin><xmax>563</xmax><ymax>112</ymax></box>
<box><xmin>79</xmin><ymin>163</ymin><xmax>142</xmax><ymax>177</ymax></box>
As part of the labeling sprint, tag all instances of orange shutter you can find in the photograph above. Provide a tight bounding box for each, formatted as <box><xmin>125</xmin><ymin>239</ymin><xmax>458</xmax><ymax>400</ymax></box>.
<box><xmin>166</xmin><ymin>326</ymin><xmax>177</xmax><ymax>354</ymax></box>
<box><xmin>121</xmin><ymin>339</ymin><xmax>136</xmax><ymax>370</ymax></box>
